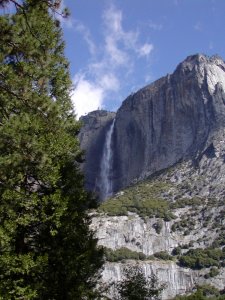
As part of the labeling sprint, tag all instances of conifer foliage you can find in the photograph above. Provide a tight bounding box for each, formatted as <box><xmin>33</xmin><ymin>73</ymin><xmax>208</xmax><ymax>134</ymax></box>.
<box><xmin>0</xmin><ymin>1</ymin><xmax>103</xmax><ymax>299</ymax></box>
<box><xmin>115</xmin><ymin>266</ymin><xmax>166</xmax><ymax>300</ymax></box>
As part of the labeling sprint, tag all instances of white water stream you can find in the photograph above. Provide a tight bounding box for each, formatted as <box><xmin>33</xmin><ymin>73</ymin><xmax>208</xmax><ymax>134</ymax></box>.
<box><xmin>99</xmin><ymin>119</ymin><xmax>115</xmax><ymax>200</ymax></box>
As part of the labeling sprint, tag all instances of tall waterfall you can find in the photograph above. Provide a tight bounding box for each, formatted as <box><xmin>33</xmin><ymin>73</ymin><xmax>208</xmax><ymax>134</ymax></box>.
<box><xmin>99</xmin><ymin>119</ymin><xmax>115</xmax><ymax>200</ymax></box>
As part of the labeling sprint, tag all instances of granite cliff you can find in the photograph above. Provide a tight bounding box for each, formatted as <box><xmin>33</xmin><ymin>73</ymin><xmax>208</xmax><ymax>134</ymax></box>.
<box><xmin>79</xmin><ymin>54</ymin><xmax>225</xmax><ymax>298</ymax></box>
<box><xmin>79</xmin><ymin>54</ymin><xmax>225</xmax><ymax>200</ymax></box>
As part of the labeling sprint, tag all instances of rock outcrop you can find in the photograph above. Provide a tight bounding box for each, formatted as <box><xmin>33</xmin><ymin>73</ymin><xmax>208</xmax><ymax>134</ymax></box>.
<box><xmin>91</xmin><ymin>164</ymin><xmax>225</xmax><ymax>298</ymax></box>
<box><xmin>81</xmin><ymin>54</ymin><xmax>225</xmax><ymax>298</ymax></box>
<box><xmin>102</xmin><ymin>261</ymin><xmax>225</xmax><ymax>300</ymax></box>
<box><xmin>79</xmin><ymin>54</ymin><xmax>225</xmax><ymax>198</ymax></box>
<box><xmin>91</xmin><ymin>206</ymin><xmax>223</xmax><ymax>256</ymax></box>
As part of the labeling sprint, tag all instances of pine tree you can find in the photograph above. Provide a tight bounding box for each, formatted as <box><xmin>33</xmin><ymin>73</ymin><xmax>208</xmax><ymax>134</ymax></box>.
<box><xmin>115</xmin><ymin>266</ymin><xmax>166</xmax><ymax>300</ymax></box>
<box><xmin>0</xmin><ymin>1</ymin><xmax>103</xmax><ymax>299</ymax></box>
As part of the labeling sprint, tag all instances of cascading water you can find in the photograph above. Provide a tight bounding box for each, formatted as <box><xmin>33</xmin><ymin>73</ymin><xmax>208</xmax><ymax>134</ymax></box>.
<box><xmin>99</xmin><ymin>119</ymin><xmax>115</xmax><ymax>200</ymax></box>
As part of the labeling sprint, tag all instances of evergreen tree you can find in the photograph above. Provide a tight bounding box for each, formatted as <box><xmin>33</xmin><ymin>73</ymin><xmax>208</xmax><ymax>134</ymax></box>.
<box><xmin>115</xmin><ymin>266</ymin><xmax>166</xmax><ymax>300</ymax></box>
<box><xmin>0</xmin><ymin>1</ymin><xmax>103</xmax><ymax>299</ymax></box>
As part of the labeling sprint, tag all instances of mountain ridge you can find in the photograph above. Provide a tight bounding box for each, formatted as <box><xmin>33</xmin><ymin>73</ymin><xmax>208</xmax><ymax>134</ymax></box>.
<box><xmin>79</xmin><ymin>53</ymin><xmax>225</xmax><ymax>200</ymax></box>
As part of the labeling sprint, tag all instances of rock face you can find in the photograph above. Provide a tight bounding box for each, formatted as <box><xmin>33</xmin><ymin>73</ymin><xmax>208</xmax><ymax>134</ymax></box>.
<box><xmin>91</xmin><ymin>206</ymin><xmax>223</xmax><ymax>256</ymax></box>
<box><xmin>92</xmin><ymin>203</ymin><xmax>225</xmax><ymax>296</ymax></box>
<box><xmin>79</xmin><ymin>54</ymin><xmax>225</xmax><ymax>198</ymax></box>
<box><xmin>113</xmin><ymin>54</ymin><xmax>225</xmax><ymax>191</ymax></box>
<box><xmin>102</xmin><ymin>261</ymin><xmax>225</xmax><ymax>300</ymax></box>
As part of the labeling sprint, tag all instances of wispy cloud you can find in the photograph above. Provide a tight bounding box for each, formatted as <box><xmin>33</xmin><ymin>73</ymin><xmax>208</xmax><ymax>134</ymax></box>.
<box><xmin>73</xmin><ymin>20</ymin><xmax>96</xmax><ymax>55</ymax></box>
<box><xmin>72</xmin><ymin>4</ymin><xmax>155</xmax><ymax>118</ymax></box>
<box><xmin>100</xmin><ymin>73</ymin><xmax>120</xmax><ymax>91</ymax></box>
<box><xmin>138</xmin><ymin>43</ymin><xmax>154</xmax><ymax>58</ymax></box>
<box><xmin>148</xmin><ymin>21</ymin><xmax>163</xmax><ymax>31</ymax></box>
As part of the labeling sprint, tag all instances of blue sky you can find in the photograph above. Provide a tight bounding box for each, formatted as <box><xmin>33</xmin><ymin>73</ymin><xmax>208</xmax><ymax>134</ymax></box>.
<box><xmin>61</xmin><ymin>0</ymin><xmax>225</xmax><ymax>118</ymax></box>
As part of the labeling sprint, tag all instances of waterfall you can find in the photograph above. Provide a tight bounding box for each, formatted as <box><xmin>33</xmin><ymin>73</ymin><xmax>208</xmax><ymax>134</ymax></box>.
<box><xmin>99</xmin><ymin>119</ymin><xmax>115</xmax><ymax>200</ymax></box>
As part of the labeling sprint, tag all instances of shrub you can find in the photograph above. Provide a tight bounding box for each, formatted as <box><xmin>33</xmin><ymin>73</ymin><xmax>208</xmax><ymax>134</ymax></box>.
<box><xmin>172</xmin><ymin>246</ymin><xmax>182</xmax><ymax>256</ymax></box>
<box><xmin>154</xmin><ymin>251</ymin><xmax>173</xmax><ymax>260</ymax></box>
<box><xmin>104</xmin><ymin>247</ymin><xmax>149</xmax><ymax>262</ymax></box>
<box><xmin>153</xmin><ymin>220</ymin><xmax>163</xmax><ymax>234</ymax></box>
<box><xmin>178</xmin><ymin>248</ymin><xmax>225</xmax><ymax>269</ymax></box>
<box><xmin>204</xmin><ymin>267</ymin><xmax>219</xmax><ymax>279</ymax></box>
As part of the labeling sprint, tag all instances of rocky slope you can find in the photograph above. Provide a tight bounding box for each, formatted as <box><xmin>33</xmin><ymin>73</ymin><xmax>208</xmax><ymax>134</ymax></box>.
<box><xmin>80</xmin><ymin>54</ymin><xmax>225</xmax><ymax>298</ymax></box>
<box><xmin>91</xmin><ymin>158</ymin><xmax>225</xmax><ymax>298</ymax></box>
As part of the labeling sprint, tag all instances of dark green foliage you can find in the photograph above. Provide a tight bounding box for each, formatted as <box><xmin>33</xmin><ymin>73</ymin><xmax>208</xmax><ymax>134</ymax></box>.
<box><xmin>171</xmin><ymin>218</ymin><xmax>195</xmax><ymax>233</ymax></box>
<box><xmin>104</xmin><ymin>247</ymin><xmax>152</xmax><ymax>262</ymax></box>
<box><xmin>0</xmin><ymin>1</ymin><xmax>103</xmax><ymax>299</ymax></box>
<box><xmin>178</xmin><ymin>248</ymin><xmax>225</xmax><ymax>270</ymax></box>
<box><xmin>204</xmin><ymin>267</ymin><xmax>220</xmax><ymax>279</ymax></box>
<box><xmin>154</xmin><ymin>251</ymin><xmax>173</xmax><ymax>261</ymax></box>
<box><xmin>0</xmin><ymin>0</ymin><xmax>67</xmax><ymax>14</ymax></box>
<box><xmin>170</xmin><ymin>197</ymin><xmax>203</xmax><ymax>209</ymax></box>
<box><xmin>172</xmin><ymin>246</ymin><xmax>182</xmax><ymax>256</ymax></box>
<box><xmin>115</xmin><ymin>266</ymin><xmax>166</xmax><ymax>300</ymax></box>
<box><xmin>153</xmin><ymin>220</ymin><xmax>163</xmax><ymax>234</ymax></box>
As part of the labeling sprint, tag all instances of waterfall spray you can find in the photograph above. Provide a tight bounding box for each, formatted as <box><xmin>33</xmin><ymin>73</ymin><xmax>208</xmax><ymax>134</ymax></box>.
<box><xmin>99</xmin><ymin>119</ymin><xmax>115</xmax><ymax>200</ymax></box>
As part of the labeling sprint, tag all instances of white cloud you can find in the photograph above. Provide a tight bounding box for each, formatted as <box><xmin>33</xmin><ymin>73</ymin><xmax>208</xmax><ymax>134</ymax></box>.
<box><xmin>72</xmin><ymin>72</ymin><xmax>120</xmax><ymax>118</ymax></box>
<box><xmin>103</xmin><ymin>5</ymin><xmax>123</xmax><ymax>36</ymax></box>
<box><xmin>72</xmin><ymin>76</ymin><xmax>104</xmax><ymax>118</ymax></box>
<box><xmin>105</xmin><ymin>36</ymin><xmax>128</xmax><ymax>65</ymax></box>
<box><xmin>102</xmin><ymin>5</ymin><xmax>139</xmax><ymax>67</ymax></box>
<box><xmin>100</xmin><ymin>73</ymin><xmax>120</xmax><ymax>91</ymax></box>
<box><xmin>138</xmin><ymin>43</ymin><xmax>154</xmax><ymax>57</ymax></box>
<box><xmin>70</xmin><ymin>4</ymin><xmax>155</xmax><ymax>116</ymax></box>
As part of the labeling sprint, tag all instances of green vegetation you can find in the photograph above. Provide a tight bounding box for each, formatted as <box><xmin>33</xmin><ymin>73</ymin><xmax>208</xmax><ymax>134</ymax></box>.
<box><xmin>104</xmin><ymin>247</ymin><xmax>174</xmax><ymax>262</ymax></box>
<box><xmin>178</xmin><ymin>247</ymin><xmax>225</xmax><ymax>269</ymax></box>
<box><xmin>172</xmin><ymin>285</ymin><xmax>225</xmax><ymax>300</ymax></box>
<box><xmin>153</xmin><ymin>220</ymin><xmax>163</xmax><ymax>234</ymax></box>
<box><xmin>98</xmin><ymin>177</ymin><xmax>222</xmax><ymax>229</ymax></box>
<box><xmin>114</xmin><ymin>266</ymin><xmax>166</xmax><ymax>300</ymax></box>
<box><xmin>204</xmin><ymin>267</ymin><xmax>220</xmax><ymax>279</ymax></box>
<box><xmin>104</xmin><ymin>247</ymin><xmax>153</xmax><ymax>262</ymax></box>
<box><xmin>99</xmin><ymin>181</ymin><xmax>175</xmax><ymax>220</ymax></box>
<box><xmin>172</xmin><ymin>246</ymin><xmax>182</xmax><ymax>256</ymax></box>
<box><xmin>170</xmin><ymin>197</ymin><xmax>203</xmax><ymax>209</ymax></box>
<box><xmin>154</xmin><ymin>251</ymin><xmax>173</xmax><ymax>261</ymax></box>
<box><xmin>171</xmin><ymin>218</ymin><xmax>196</xmax><ymax>233</ymax></box>
<box><xmin>0</xmin><ymin>1</ymin><xmax>103</xmax><ymax>299</ymax></box>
